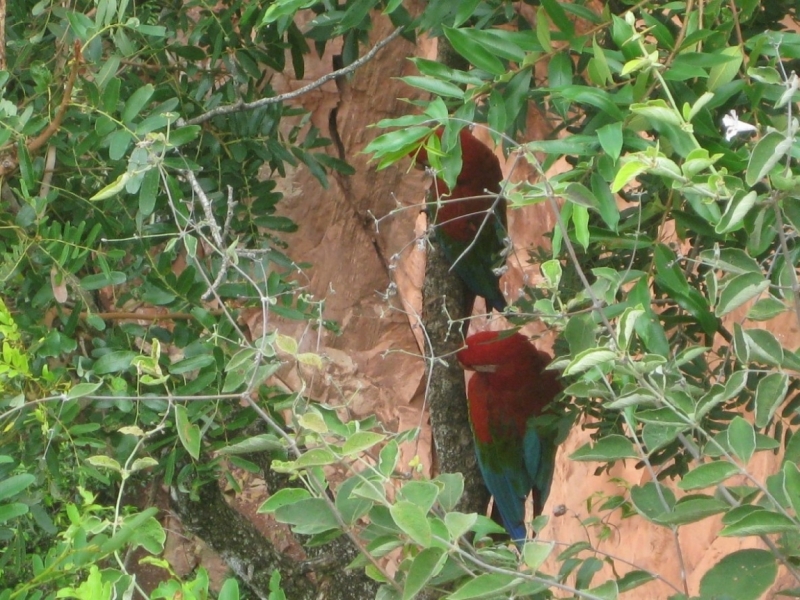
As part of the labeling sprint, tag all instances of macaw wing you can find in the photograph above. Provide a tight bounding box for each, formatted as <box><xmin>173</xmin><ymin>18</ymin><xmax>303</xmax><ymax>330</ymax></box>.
<box><xmin>475</xmin><ymin>441</ymin><xmax>533</xmax><ymax>543</ymax></box>
<box><xmin>524</xmin><ymin>420</ymin><xmax>557</xmax><ymax>518</ymax></box>
<box><xmin>436</xmin><ymin>211</ymin><xmax>508</xmax><ymax>312</ymax></box>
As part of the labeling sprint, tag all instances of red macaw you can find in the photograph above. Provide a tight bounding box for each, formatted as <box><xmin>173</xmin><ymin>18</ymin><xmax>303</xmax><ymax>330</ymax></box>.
<box><xmin>457</xmin><ymin>330</ymin><xmax>562</xmax><ymax>544</ymax></box>
<box><xmin>413</xmin><ymin>128</ymin><xmax>508</xmax><ymax>312</ymax></box>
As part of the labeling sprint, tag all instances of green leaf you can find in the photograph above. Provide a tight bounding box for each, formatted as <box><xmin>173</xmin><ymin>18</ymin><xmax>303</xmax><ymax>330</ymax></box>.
<box><xmin>699</xmin><ymin>248</ymin><xmax>761</xmax><ymax>275</ymax></box>
<box><xmin>642</xmin><ymin>422</ymin><xmax>685</xmax><ymax>452</ymax></box>
<box><xmin>410</xmin><ymin>58</ymin><xmax>483</xmax><ymax>88</ymax></box>
<box><xmin>727</xmin><ymin>416</ymin><xmax>755</xmax><ymax>465</ymax></box>
<box><xmin>101</xmin><ymin>68</ymin><xmax>121</xmax><ymax>108</ymax></box>
<box><xmin>0</xmin><ymin>503</ymin><xmax>29</xmax><ymax>524</ymax></box>
<box><xmin>342</xmin><ymin>431</ymin><xmax>386</xmax><ymax>455</ymax></box>
<box><xmin>570</xmin><ymin>435</ymin><xmax>638</xmax><ymax>461</ymax></box>
<box><xmin>611</xmin><ymin>159</ymin><xmax>648</xmax><ymax>193</ymax></box>
<box><xmin>536</xmin><ymin>7</ymin><xmax>552</xmax><ymax>53</ymax></box>
<box><xmin>297</xmin><ymin>412</ymin><xmax>328</xmax><ymax>434</ymax></box>
<box><xmin>444</xmin><ymin>512</ymin><xmax>477</xmax><ymax>540</ymax></box>
<box><xmin>548</xmin><ymin>53</ymin><xmax>573</xmax><ymax>117</ymax></box>
<box><xmin>745</xmin><ymin>328</ymin><xmax>784</xmax><ymax>366</ymax></box>
<box><xmin>606</xmin><ymin>388</ymin><xmax>658</xmax><ymax>411</ymax></box>
<box><xmin>367</xmin><ymin>126</ymin><xmax>431</xmax><ymax>158</ymax></box>
<box><xmin>403</xmin><ymin>547</ymin><xmax>446</xmax><ymax>600</ymax></box>
<box><xmin>81</xmin><ymin>271</ymin><xmax>127</xmax><ymax>290</ymax></box>
<box><xmin>715</xmin><ymin>191</ymin><xmax>757</xmax><ymax>234</ymax></box>
<box><xmin>443</xmin><ymin>27</ymin><xmax>505</xmax><ymax>75</ymax></box>
<box><xmin>175</xmin><ymin>404</ymin><xmax>201</xmax><ymax>460</ymax></box>
<box><xmin>597</xmin><ymin>122</ymin><xmax>623</xmax><ymax>162</ymax></box>
<box><xmin>783</xmin><ymin>462</ymin><xmax>800</xmax><ymax>520</ymax></box>
<box><xmin>218</xmin><ymin>579</ymin><xmax>239</xmax><ymax>600</ymax></box>
<box><xmin>564</xmin><ymin>347</ymin><xmax>617</xmax><ymax>375</ymax></box>
<box><xmin>399</xmin><ymin>76</ymin><xmax>465</xmax><ymax>99</ymax></box>
<box><xmin>399</xmin><ymin>481</ymin><xmax>439</xmax><ymax>514</ymax></box>
<box><xmin>630</xmin><ymin>99</ymin><xmax>682</xmax><ymax>127</ymax></box>
<box><xmin>169</xmin><ymin>125</ymin><xmax>201</xmax><ymax>147</ymax></box>
<box><xmin>351</xmin><ymin>478</ymin><xmax>386</xmax><ymax>504</ymax></box>
<box><xmin>559</xmin><ymin>86</ymin><xmax>624</xmax><ymax>120</ymax></box>
<box><xmin>168</xmin><ymin>354</ymin><xmax>215</xmax><ymax>375</ymax></box>
<box><xmin>122</xmin><ymin>84</ymin><xmax>155</xmax><ymax>123</ymax></box>
<box><xmin>67</xmin><ymin>382</ymin><xmax>102</xmax><ymax>399</ymax></box>
<box><xmin>658</xmin><ymin>497</ymin><xmax>728</xmax><ymax>525</ymax></box>
<box><xmin>719</xmin><ymin>510</ymin><xmax>796</xmax><ymax>536</ymax></box>
<box><xmin>590</xmin><ymin>36</ymin><xmax>613</xmax><ymax>85</ymax></box>
<box><xmin>564</xmin><ymin>182</ymin><xmax>600</xmax><ymax>211</ymax></box>
<box><xmin>138</xmin><ymin>166</ymin><xmax>159</xmax><ymax>217</ymax></box>
<box><xmin>261</xmin><ymin>0</ymin><xmax>316</xmax><ymax>25</ymax></box>
<box><xmin>699</xmin><ymin>549</ymin><xmax>777</xmax><ymax>600</ymax></box>
<box><xmin>637</xmin><ymin>407</ymin><xmax>686</xmax><ymax>427</ymax></box>
<box><xmin>523</xmin><ymin>541</ymin><xmax>554</xmax><ymax>570</ymax></box>
<box><xmin>540</xmin><ymin>0</ymin><xmax>574</xmax><ymax>37</ymax></box>
<box><xmin>337</xmin><ymin>0</ymin><xmax>379</xmax><ymax>32</ymax></box>
<box><xmin>617</xmin><ymin>570</ymin><xmax>654</xmax><ymax>593</ymax></box>
<box><xmin>66</xmin><ymin>9</ymin><xmax>96</xmax><ymax>40</ymax></box>
<box><xmin>336</xmin><ymin>475</ymin><xmax>373</xmax><ymax>526</ymax></box>
<box><xmin>0</xmin><ymin>473</ymin><xmax>35</xmax><ymax>502</ymax></box>
<box><xmin>390</xmin><ymin>500</ymin><xmax>431</xmax><ymax>546</ymax></box>
<box><xmin>274</xmin><ymin>498</ymin><xmax>340</xmax><ymax>535</ymax></box>
<box><xmin>436</xmin><ymin>473</ymin><xmax>464</xmax><ymax>511</ymax></box>
<box><xmin>379</xmin><ymin>440</ymin><xmax>399</xmax><ymax>477</ymax></box>
<box><xmin>685</xmin><ymin>92</ymin><xmax>716</xmax><ymax>122</ymax></box>
<box><xmin>453</xmin><ymin>0</ymin><xmax>481</xmax><ymax>27</ymax></box>
<box><xmin>572</xmin><ymin>204</ymin><xmax>590</xmax><ymax>250</ymax></box>
<box><xmin>218</xmin><ymin>434</ymin><xmax>284</xmax><ymax>456</ymax></box>
<box><xmin>85</xmin><ymin>455</ymin><xmax>122</xmax><ymax>472</ymax></box>
<box><xmin>679</xmin><ymin>462</ymin><xmax>740</xmax><ymax>490</ymax></box>
<box><xmin>108</xmin><ymin>129</ymin><xmax>132</xmax><ymax>161</ymax></box>
<box><xmin>93</xmin><ymin>351</ymin><xmax>137</xmax><ymax>374</ymax></box>
<box><xmin>90</xmin><ymin>172</ymin><xmax>130</xmax><ymax>200</ymax></box>
<box><xmin>630</xmin><ymin>482</ymin><xmax>675</xmax><ymax>524</ymax></box>
<box><xmin>746</xmin><ymin>131</ymin><xmax>792</xmax><ymax>186</ymax></box>
<box><xmin>591</xmin><ymin>173</ymin><xmax>620</xmax><ymax>231</ymax></box>
<box><xmin>747</xmin><ymin>66</ymin><xmax>781</xmax><ymax>84</ymax></box>
<box><xmin>707</xmin><ymin>46</ymin><xmax>743</xmax><ymax>92</ymax></box>
<box><xmin>754</xmin><ymin>372</ymin><xmax>788</xmax><ymax>429</ymax></box>
<box><xmin>748</xmin><ymin>296</ymin><xmax>787</xmax><ymax>320</ymax></box>
<box><xmin>99</xmin><ymin>508</ymin><xmax>159</xmax><ymax>554</ymax></box>
<box><xmin>447</xmin><ymin>574</ymin><xmax>523</xmax><ymax>600</ymax></box>
<box><xmin>715</xmin><ymin>272</ymin><xmax>770</xmax><ymax>317</ymax></box>
<box><xmin>786</xmin><ymin>431</ymin><xmax>800</xmax><ymax>464</ymax></box>
<box><xmin>294</xmin><ymin>448</ymin><xmax>337</xmax><ymax>469</ymax></box>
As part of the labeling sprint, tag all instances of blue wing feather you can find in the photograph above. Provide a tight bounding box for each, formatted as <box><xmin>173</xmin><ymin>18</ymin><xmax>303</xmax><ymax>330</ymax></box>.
<box><xmin>525</xmin><ymin>423</ymin><xmax>555</xmax><ymax>517</ymax></box>
<box><xmin>475</xmin><ymin>422</ymin><xmax>556</xmax><ymax>545</ymax></box>
<box><xmin>435</xmin><ymin>209</ymin><xmax>507</xmax><ymax>312</ymax></box>
<box><xmin>475</xmin><ymin>440</ymin><xmax>533</xmax><ymax>544</ymax></box>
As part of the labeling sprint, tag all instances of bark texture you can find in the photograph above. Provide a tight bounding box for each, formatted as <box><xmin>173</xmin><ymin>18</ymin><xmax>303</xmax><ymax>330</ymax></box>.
<box><xmin>171</xmin><ymin>477</ymin><xmax>316</xmax><ymax>600</ymax></box>
<box><xmin>419</xmin><ymin>36</ymin><xmax>492</xmax><ymax>519</ymax></box>
<box><xmin>171</xmin><ymin>470</ymin><xmax>380</xmax><ymax>600</ymax></box>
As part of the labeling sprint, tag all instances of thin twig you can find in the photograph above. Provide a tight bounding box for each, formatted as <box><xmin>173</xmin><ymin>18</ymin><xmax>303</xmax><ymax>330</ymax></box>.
<box><xmin>0</xmin><ymin>42</ymin><xmax>82</xmax><ymax>177</ymax></box>
<box><xmin>184</xmin><ymin>27</ymin><xmax>405</xmax><ymax>127</ymax></box>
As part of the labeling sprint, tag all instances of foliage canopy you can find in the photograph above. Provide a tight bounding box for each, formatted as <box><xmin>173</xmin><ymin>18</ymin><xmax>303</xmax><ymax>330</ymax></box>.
<box><xmin>2</xmin><ymin>0</ymin><xmax>800</xmax><ymax>599</ymax></box>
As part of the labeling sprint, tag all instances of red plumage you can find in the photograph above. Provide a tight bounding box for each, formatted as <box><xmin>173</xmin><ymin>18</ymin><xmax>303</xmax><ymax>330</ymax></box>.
<box><xmin>412</xmin><ymin>127</ymin><xmax>509</xmax><ymax>311</ymax></box>
<box><xmin>457</xmin><ymin>330</ymin><xmax>562</xmax><ymax>537</ymax></box>
<box><xmin>415</xmin><ymin>128</ymin><xmax>505</xmax><ymax>242</ymax></box>
<box><xmin>458</xmin><ymin>331</ymin><xmax>560</xmax><ymax>444</ymax></box>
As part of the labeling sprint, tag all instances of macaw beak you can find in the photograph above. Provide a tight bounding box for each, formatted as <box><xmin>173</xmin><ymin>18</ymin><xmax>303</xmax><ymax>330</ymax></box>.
<box><xmin>473</xmin><ymin>364</ymin><xmax>498</xmax><ymax>373</ymax></box>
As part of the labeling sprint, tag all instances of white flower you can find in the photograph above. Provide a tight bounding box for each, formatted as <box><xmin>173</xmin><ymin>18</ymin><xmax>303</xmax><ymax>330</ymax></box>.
<box><xmin>722</xmin><ymin>110</ymin><xmax>757</xmax><ymax>142</ymax></box>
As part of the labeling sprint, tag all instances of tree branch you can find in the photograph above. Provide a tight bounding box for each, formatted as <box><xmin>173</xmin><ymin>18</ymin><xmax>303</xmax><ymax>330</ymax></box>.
<box><xmin>184</xmin><ymin>27</ymin><xmax>405</xmax><ymax>127</ymax></box>
<box><xmin>0</xmin><ymin>41</ymin><xmax>81</xmax><ymax>177</ymax></box>
<box><xmin>421</xmin><ymin>37</ymin><xmax>491</xmax><ymax>519</ymax></box>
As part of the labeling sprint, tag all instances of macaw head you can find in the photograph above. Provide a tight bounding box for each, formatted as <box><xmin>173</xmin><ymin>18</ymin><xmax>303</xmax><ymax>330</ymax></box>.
<box><xmin>457</xmin><ymin>330</ymin><xmax>531</xmax><ymax>372</ymax></box>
